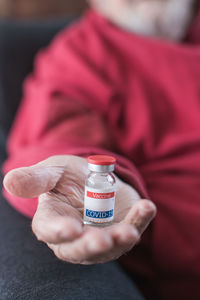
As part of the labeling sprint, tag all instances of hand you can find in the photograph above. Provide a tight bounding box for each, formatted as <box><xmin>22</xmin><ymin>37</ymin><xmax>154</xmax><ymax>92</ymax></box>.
<box><xmin>3</xmin><ymin>155</ymin><xmax>156</xmax><ymax>264</ymax></box>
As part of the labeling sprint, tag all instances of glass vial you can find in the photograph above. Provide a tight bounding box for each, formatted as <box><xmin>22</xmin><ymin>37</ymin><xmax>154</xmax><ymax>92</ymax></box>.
<box><xmin>83</xmin><ymin>155</ymin><xmax>116</xmax><ymax>226</ymax></box>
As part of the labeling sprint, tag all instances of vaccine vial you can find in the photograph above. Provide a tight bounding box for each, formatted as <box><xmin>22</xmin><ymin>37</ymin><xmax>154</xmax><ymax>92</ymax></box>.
<box><xmin>83</xmin><ymin>155</ymin><xmax>116</xmax><ymax>226</ymax></box>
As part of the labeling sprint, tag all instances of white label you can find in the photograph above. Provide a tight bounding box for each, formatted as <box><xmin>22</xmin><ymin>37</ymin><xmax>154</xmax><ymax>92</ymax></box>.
<box><xmin>84</xmin><ymin>186</ymin><xmax>116</xmax><ymax>224</ymax></box>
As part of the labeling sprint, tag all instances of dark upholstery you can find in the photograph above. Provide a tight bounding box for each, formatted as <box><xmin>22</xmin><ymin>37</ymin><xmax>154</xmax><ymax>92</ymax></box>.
<box><xmin>0</xmin><ymin>18</ymin><xmax>75</xmax><ymax>162</ymax></box>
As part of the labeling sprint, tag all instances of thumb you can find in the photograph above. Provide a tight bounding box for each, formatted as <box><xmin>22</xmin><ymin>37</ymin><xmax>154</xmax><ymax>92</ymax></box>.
<box><xmin>3</xmin><ymin>164</ymin><xmax>63</xmax><ymax>199</ymax></box>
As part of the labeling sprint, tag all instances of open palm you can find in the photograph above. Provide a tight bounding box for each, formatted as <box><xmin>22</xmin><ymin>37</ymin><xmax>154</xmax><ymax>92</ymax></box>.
<box><xmin>3</xmin><ymin>155</ymin><xmax>156</xmax><ymax>264</ymax></box>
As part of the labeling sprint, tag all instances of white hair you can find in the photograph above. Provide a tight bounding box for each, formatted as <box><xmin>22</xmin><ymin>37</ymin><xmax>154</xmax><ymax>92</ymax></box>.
<box><xmin>90</xmin><ymin>0</ymin><xmax>195</xmax><ymax>41</ymax></box>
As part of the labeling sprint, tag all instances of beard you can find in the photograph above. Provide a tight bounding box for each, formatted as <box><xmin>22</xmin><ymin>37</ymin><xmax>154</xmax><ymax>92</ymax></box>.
<box><xmin>93</xmin><ymin>0</ymin><xmax>196</xmax><ymax>41</ymax></box>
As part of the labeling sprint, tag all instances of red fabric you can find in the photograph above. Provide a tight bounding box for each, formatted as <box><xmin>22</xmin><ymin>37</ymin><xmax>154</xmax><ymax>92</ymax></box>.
<box><xmin>2</xmin><ymin>8</ymin><xmax>200</xmax><ymax>300</ymax></box>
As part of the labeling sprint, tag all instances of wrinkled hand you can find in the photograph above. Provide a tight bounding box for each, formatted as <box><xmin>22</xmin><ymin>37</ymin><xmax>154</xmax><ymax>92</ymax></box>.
<box><xmin>3</xmin><ymin>155</ymin><xmax>156</xmax><ymax>264</ymax></box>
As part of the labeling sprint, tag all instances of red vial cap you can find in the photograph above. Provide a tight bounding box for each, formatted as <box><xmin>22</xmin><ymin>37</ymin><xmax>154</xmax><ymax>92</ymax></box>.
<box><xmin>88</xmin><ymin>155</ymin><xmax>116</xmax><ymax>166</ymax></box>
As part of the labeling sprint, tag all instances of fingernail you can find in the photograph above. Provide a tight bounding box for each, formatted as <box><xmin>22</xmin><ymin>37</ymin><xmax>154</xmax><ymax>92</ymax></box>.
<box><xmin>54</xmin><ymin>219</ymin><xmax>83</xmax><ymax>240</ymax></box>
<box><xmin>133</xmin><ymin>202</ymin><xmax>156</xmax><ymax>234</ymax></box>
<box><xmin>129</xmin><ymin>226</ymin><xmax>139</xmax><ymax>238</ymax></box>
<box><xmin>73</xmin><ymin>222</ymin><xmax>83</xmax><ymax>234</ymax></box>
<box><xmin>87</xmin><ymin>239</ymin><xmax>100</xmax><ymax>252</ymax></box>
<box><xmin>88</xmin><ymin>235</ymin><xmax>112</xmax><ymax>252</ymax></box>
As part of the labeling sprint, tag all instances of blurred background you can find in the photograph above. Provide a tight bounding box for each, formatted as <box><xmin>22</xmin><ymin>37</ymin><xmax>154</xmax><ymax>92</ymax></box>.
<box><xmin>0</xmin><ymin>0</ymin><xmax>87</xmax><ymax>19</ymax></box>
<box><xmin>0</xmin><ymin>0</ymin><xmax>88</xmax><ymax>165</ymax></box>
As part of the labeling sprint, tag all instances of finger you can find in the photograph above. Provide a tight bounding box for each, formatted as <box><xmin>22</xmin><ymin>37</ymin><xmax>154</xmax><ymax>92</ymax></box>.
<box><xmin>124</xmin><ymin>200</ymin><xmax>157</xmax><ymax>235</ymax></box>
<box><xmin>49</xmin><ymin>227</ymin><xmax>113</xmax><ymax>264</ymax></box>
<box><xmin>32</xmin><ymin>193</ymin><xmax>83</xmax><ymax>244</ymax></box>
<box><xmin>32</xmin><ymin>215</ymin><xmax>83</xmax><ymax>244</ymax></box>
<box><xmin>85</xmin><ymin>226</ymin><xmax>139</xmax><ymax>264</ymax></box>
<box><xmin>108</xmin><ymin>223</ymin><xmax>140</xmax><ymax>247</ymax></box>
<box><xmin>3</xmin><ymin>164</ymin><xmax>63</xmax><ymax>198</ymax></box>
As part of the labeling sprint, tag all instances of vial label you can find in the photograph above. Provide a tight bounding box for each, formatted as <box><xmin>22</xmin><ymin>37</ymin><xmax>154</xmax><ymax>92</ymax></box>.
<box><xmin>84</xmin><ymin>187</ymin><xmax>116</xmax><ymax>224</ymax></box>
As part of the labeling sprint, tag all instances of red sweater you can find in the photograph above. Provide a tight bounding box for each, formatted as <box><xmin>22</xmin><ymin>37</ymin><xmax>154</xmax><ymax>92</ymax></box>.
<box><xmin>3</xmin><ymin>9</ymin><xmax>200</xmax><ymax>300</ymax></box>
